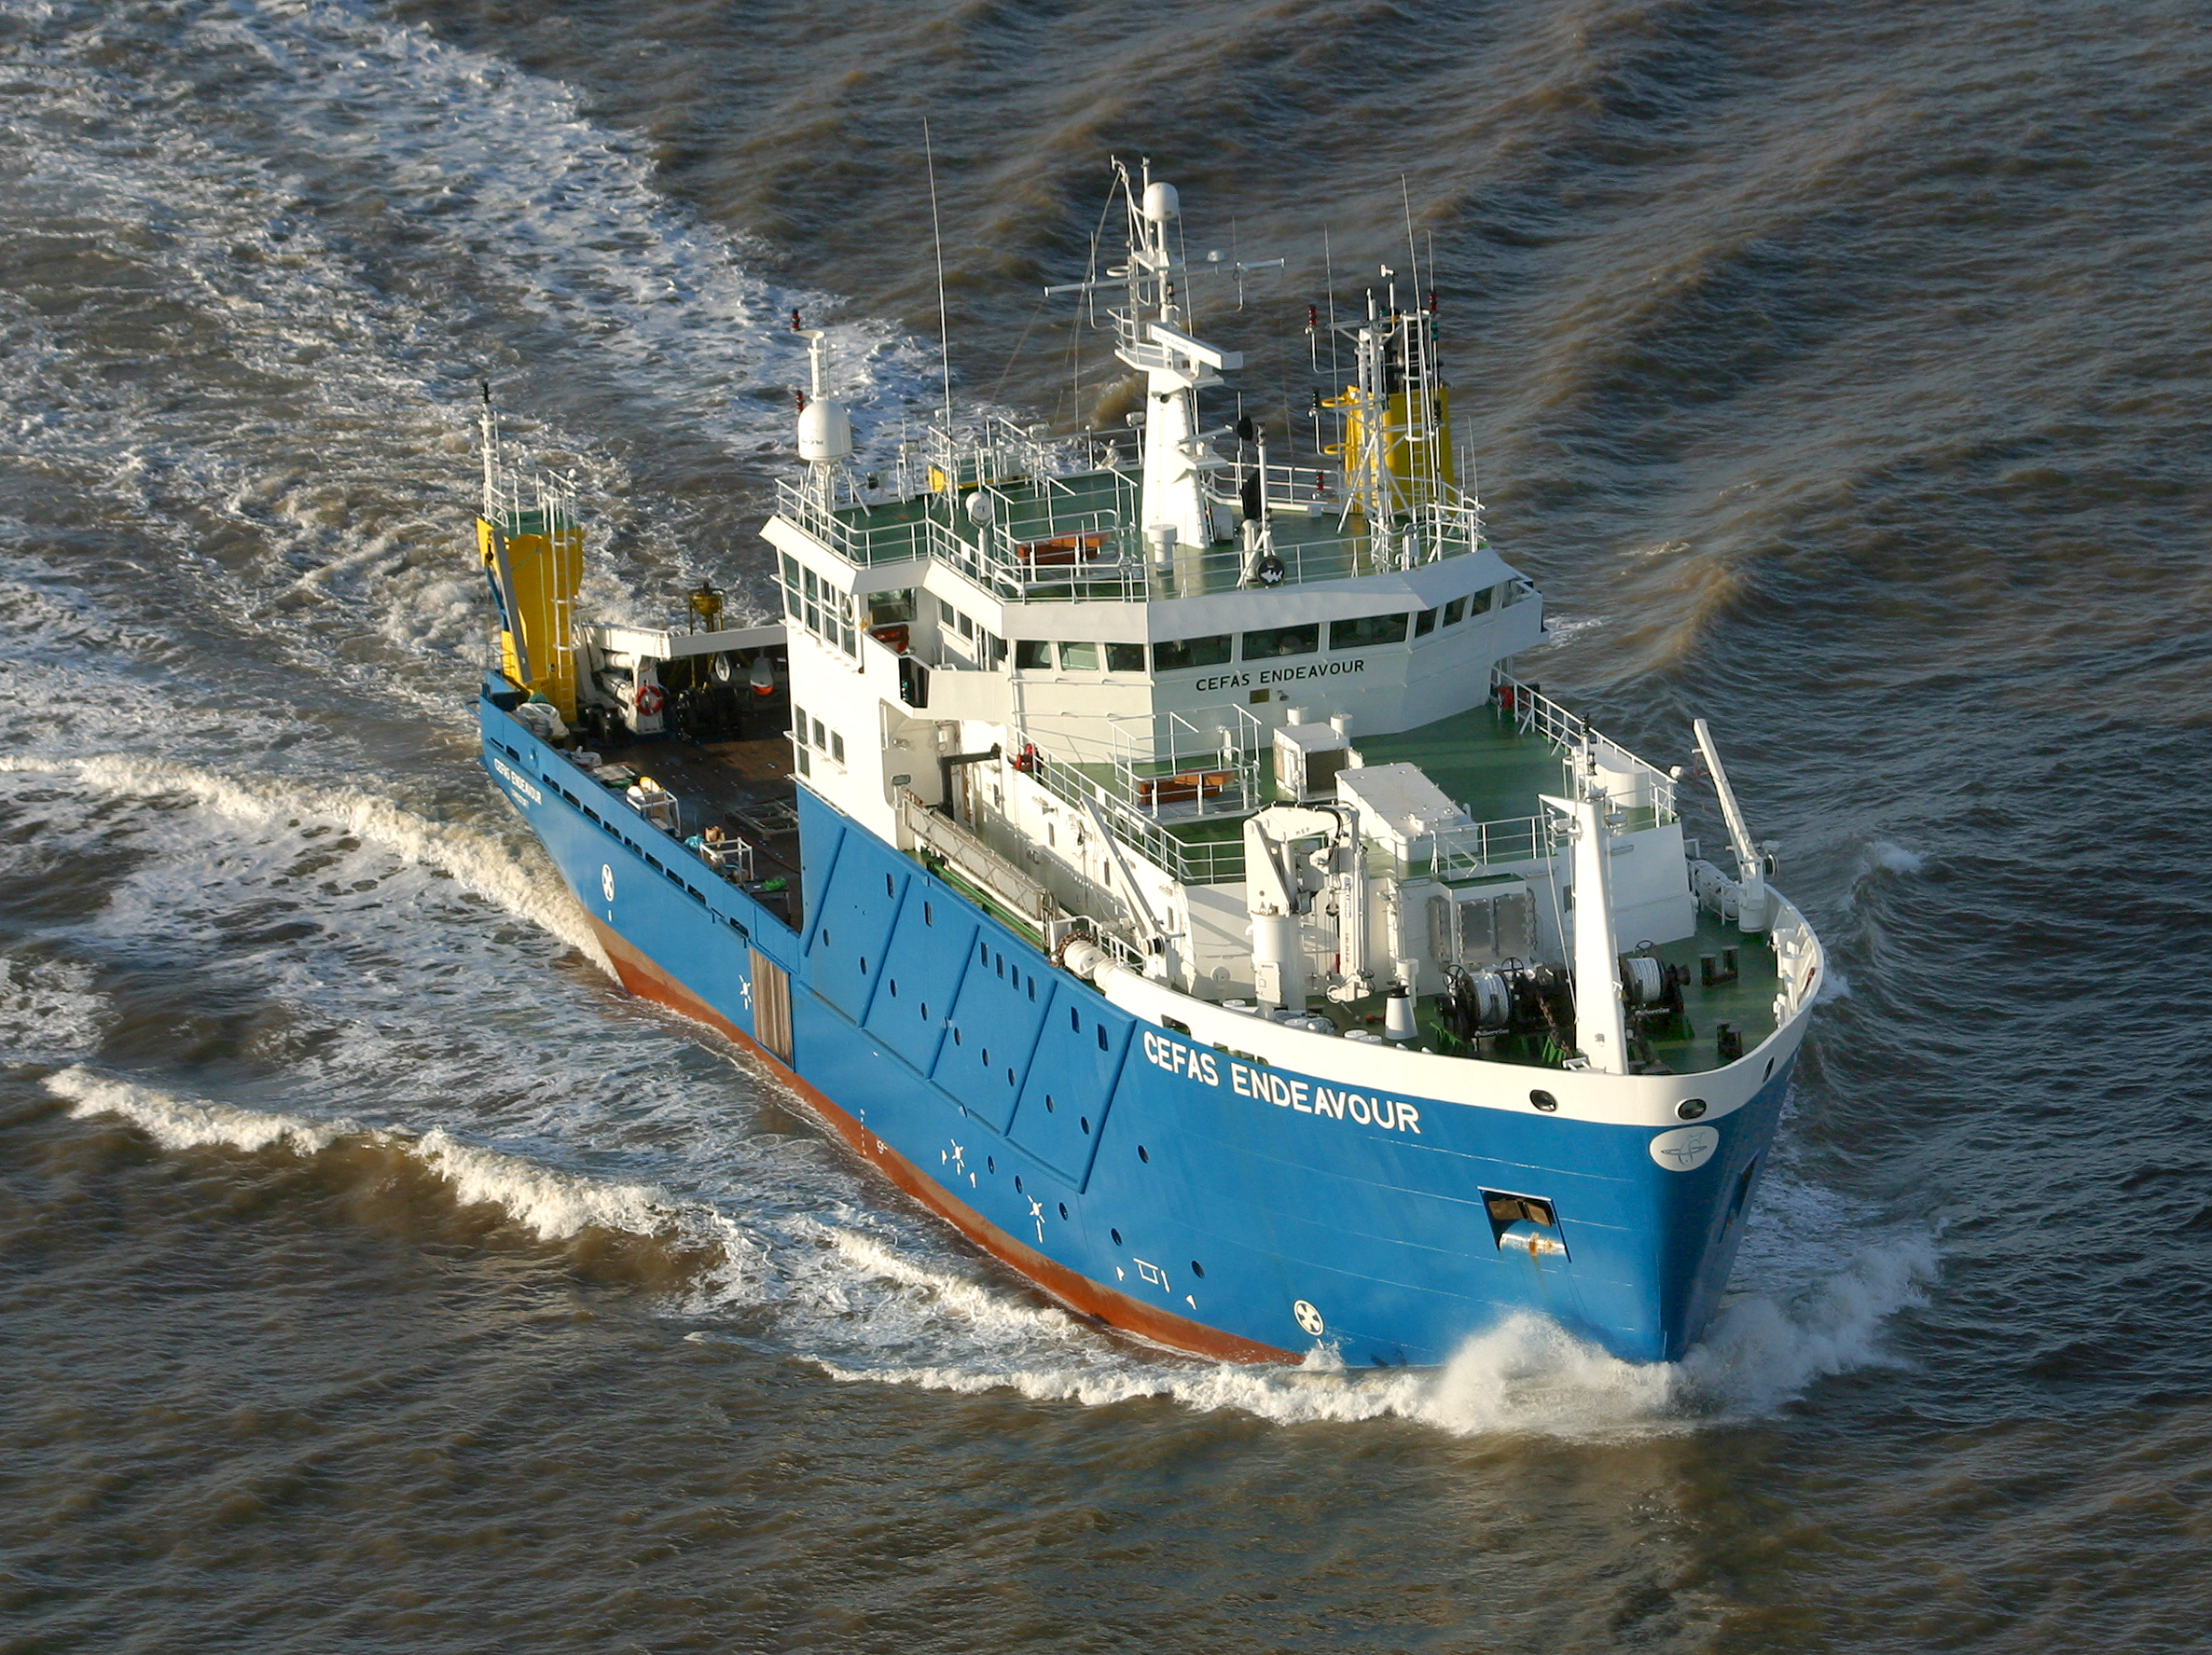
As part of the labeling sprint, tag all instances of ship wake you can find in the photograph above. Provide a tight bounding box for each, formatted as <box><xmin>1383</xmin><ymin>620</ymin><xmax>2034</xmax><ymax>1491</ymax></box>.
<box><xmin>808</xmin><ymin>1172</ymin><xmax>1935</xmax><ymax>1441</ymax></box>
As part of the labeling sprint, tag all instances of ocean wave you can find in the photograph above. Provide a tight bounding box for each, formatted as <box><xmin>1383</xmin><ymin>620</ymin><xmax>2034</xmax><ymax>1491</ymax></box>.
<box><xmin>0</xmin><ymin>956</ymin><xmax>113</xmax><ymax>1067</ymax></box>
<box><xmin>0</xmin><ymin>751</ymin><xmax>608</xmax><ymax>971</ymax></box>
<box><xmin>48</xmin><ymin>1066</ymin><xmax>346</xmax><ymax>1158</ymax></box>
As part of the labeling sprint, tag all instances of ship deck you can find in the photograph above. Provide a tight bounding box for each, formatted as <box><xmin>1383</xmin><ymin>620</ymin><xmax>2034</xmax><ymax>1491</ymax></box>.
<box><xmin>581</xmin><ymin>735</ymin><xmax>807</xmax><ymax>929</ymax></box>
<box><xmin>819</xmin><ymin>467</ymin><xmax>1484</xmax><ymax>601</ymax></box>
<box><xmin>1272</xmin><ymin>907</ymin><xmax>1778</xmax><ymax>1077</ymax></box>
<box><xmin>1078</xmin><ymin>701</ymin><xmax>1575</xmax><ymax>869</ymax></box>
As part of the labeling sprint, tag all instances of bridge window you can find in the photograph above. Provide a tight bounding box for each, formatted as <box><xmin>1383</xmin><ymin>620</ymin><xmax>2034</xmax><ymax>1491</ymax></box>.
<box><xmin>1443</xmin><ymin>596</ymin><xmax>1468</xmax><ymax>626</ymax></box>
<box><xmin>1329</xmin><ymin>612</ymin><xmax>1409</xmax><ymax>650</ymax></box>
<box><xmin>1153</xmin><ymin>634</ymin><xmax>1231</xmax><ymax>670</ymax></box>
<box><xmin>1015</xmin><ymin>639</ymin><xmax>1052</xmax><ymax>669</ymax></box>
<box><xmin>1242</xmin><ymin>623</ymin><xmax>1318</xmax><ymax>659</ymax></box>
<box><xmin>1058</xmin><ymin>641</ymin><xmax>1099</xmax><ymax>671</ymax></box>
<box><xmin>1415</xmin><ymin>607</ymin><xmax>1438</xmax><ymax>637</ymax></box>
<box><xmin>1106</xmin><ymin>642</ymin><xmax>1146</xmax><ymax>674</ymax></box>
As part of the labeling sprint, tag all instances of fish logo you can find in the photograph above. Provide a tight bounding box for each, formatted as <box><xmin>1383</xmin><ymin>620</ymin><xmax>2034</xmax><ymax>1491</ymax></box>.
<box><xmin>1648</xmin><ymin>1125</ymin><xmax>1720</xmax><ymax>1173</ymax></box>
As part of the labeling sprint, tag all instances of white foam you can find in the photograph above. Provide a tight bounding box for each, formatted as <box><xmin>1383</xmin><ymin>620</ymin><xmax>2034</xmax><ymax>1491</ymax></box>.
<box><xmin>1867</xmin><ymin>840</ymin><xmax>1927</xmax><ymax>875</ymax></box>
<box><xmin>0</xmin><ymin>751</ymin><xmax>609</xmax><ymax>971</ymax></box>
<box><xmin>43</xmin><ymin>1066</ymin><xmax>758</xmax><ymax>1262</ymax></box>
<box><xmin>0</xmin><ymin>957</ymin><xmax>111</xmax><ymax>1065</ymax></box>
<box><xmin>48</xmin><ymin>1066</ymin><xmax>344</xmax><ymax>1158</ymax></box>
<box><xmin>412</xmin><ymin>1126</ymin><xmax>674</xmax><ymax>1242</ymax></box>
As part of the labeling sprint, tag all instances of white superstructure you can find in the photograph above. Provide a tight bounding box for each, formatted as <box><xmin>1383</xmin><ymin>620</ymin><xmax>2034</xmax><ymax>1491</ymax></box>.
<box><xmin>733</xmin><ymin>164</ymin><xmax>1815</xmax><ymax>1101</ymax></box>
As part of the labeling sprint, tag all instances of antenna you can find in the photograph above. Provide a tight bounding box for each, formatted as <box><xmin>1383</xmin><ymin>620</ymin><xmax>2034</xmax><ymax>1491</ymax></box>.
<box><xmin>478</xmin><ymin>380</ymin><xmax>499</xmax><ymax>519</ymax></box>
<box><xmin>923</xmin><ymin>118</ymin><xmax>956</xmax><ymax>474</ymax></box>
<box><xmin>1401</xmin><ymin>174</ymin><xmax>1422</xmax><ymax>295</ymax></box>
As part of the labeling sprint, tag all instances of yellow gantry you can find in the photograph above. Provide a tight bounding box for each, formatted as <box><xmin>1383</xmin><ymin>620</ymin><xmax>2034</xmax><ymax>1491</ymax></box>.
<box><xmin>477</xmin><ymin>509</ymin><xmax>582</xmax><ymax>720</ymax></box>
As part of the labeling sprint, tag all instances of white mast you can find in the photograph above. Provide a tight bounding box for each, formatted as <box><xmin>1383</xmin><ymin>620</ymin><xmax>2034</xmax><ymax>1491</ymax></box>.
<box><xmin>1543</xmin><ymin>775</ymin><xmax>1629</xmax><ymax>1074</ymax></box>
<box><xmin>1043</xmin><ymin>160</ymin><xmax>1280</xmax><ymax>554</ymax></box>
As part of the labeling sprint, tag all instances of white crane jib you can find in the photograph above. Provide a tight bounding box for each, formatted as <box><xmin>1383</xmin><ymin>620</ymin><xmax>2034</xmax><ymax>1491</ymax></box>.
<box><xmin>1692</xmin><ymin>717</ymin><xmax>1770</xmax><ymax>932</ymax></box>
<box><xmin>1242</xmin><ymin>803</ymin><xmax>1366</xmax><ymax>1013</ymax></box>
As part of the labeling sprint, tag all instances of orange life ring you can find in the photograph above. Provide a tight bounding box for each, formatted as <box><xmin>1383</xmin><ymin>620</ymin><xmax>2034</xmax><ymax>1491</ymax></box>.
<box><xmin>634</xmin><ymin>684</ymin><xmax>666</xmax><ymax>716</ymax></box>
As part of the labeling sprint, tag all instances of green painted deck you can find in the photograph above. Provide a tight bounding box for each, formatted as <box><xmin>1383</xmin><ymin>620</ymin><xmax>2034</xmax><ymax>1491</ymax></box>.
<box><xmin>1285</xmin><ymin>908</ymin><xmax>1777</xmax><ymax>1077</ymax></box>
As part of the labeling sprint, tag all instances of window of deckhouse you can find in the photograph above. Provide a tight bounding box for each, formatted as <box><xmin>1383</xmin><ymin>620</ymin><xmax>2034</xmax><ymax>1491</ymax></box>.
<box><xmin>1328</xmin><ymin>612</ymin><xmax>1410</xmax><ymax>650</ymax></box>
<box><xmin>1153</xmin><ymin>634</ymin><xmax>1232</xmax><ymax>670</ymax></box>
<box><xmin>1242</xmin><ymin>624</ymin><xmax>1319</xmax><ymax>659</ymax></box>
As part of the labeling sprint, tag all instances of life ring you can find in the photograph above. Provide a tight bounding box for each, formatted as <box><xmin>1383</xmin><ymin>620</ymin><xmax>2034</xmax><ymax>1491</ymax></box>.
<box><xmin>633</xmin><ymin>683</ymin><xmax>666</xmax><ymax>717</ymax></box>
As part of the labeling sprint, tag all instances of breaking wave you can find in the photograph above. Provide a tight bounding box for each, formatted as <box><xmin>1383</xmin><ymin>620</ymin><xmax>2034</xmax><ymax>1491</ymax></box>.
<box><xmin>0</xmin><ymin>751</ymin><xmax>607</xmax><ymax>969</ymax></box>
<box><xmin>49</xmin><ymin>1067</ymin><xmax>347</xmax><ymax>1159</ymax></box>
<box><xmin>1866</xmin><ymin>840</ymin><xmax>1927</xmax><ymax>876</ymax></box>
<box><xmin>807</xmin><ymin>1228</ymin><xmax>1933</xmax><ymax>1440</ymax></box>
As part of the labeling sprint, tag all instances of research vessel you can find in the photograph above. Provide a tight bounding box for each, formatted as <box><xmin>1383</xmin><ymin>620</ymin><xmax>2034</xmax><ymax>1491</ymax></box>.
<box><xmin>469</xmin><ymin>165</ymin><xmax>1821</xmax><ymax>1366</ymax></box>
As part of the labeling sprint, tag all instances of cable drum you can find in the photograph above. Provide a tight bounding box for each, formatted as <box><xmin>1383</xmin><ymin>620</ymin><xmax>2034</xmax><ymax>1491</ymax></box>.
<box><xmin>1622</xmin><ymin>955</ymin><xmax>1666</xmax><ymax>1006</ymax></box>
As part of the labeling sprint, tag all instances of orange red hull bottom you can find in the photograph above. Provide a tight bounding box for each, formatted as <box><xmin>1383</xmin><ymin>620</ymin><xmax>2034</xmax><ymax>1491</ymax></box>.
<box><xmin>586</xmin><ymin>917</ymin><xmax>1295</xmax><ymax>1366</ymax></box>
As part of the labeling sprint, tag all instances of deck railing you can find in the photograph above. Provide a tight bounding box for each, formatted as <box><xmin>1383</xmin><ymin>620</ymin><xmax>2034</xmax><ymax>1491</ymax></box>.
<box><xmin>777</xmin><ymin>453</ymin><xmax>1488</xmax><ymax>601</ymax></box>
<box><xmin>1490</xmin><ymin>668</ymin><xmax>1679</xmax><ymax>821</ymax></box>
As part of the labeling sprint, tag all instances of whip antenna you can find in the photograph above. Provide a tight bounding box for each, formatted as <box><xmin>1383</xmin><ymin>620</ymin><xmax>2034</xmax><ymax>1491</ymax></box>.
<box><xmin>924</xmin><ymin>118</ymin><xmax>956</xmax><ymax>472</ymax></box>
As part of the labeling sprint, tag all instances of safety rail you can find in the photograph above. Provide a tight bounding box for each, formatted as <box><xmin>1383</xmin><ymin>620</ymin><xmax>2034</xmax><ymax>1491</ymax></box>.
<box><xmin>484</xmin><ymin>464</ymin><xmax>578</xmax><ymax>538</ymax></box>
<box><xmin>1014</xmin><ymin>739</ymin><xmax>1250</xmax><ymax>888</ymax></box>
<box><xmin>776</xmin><ymin>454</ymin><xmax>1488</xmax><ymax>600</ymax></box>
<box><xmin>1109</xmin><ymin>706</ymin><xmax>1266</xmax><ymax>821</ymax></box>
<box><xmin>1425</xmin><ymin>816</ymin><xmax>1552</xmax><ymax>881</ymax></box>
<box><xmin>1490</xmin><ymin>668</ymin><xmax>1679</xmax><ymax>821</ymax></box>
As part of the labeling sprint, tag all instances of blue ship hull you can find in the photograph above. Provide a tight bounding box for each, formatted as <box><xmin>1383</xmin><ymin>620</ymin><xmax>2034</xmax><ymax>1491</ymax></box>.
<box><xmin>480</xmin><ymin>687</ymin><xmax>1789</xmax><ymax>1366</ymax></box>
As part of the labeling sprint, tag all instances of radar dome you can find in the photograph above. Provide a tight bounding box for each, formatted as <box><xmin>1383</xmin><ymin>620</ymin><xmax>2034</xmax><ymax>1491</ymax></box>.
<box><xmin>797</xmin><ymin>397</ymin><xmax>852</xmax><ymax>463</ymax></box>
<box><xmin>1141</xmin><ymin>181</ymin><xmax>1180</xmax><ymax>223</ymax></box>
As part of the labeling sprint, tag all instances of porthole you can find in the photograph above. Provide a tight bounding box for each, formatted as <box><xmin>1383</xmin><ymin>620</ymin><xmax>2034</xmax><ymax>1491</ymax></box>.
<box><xmin>859</xmin><ymin>957</ymin><xmax>867</xmax><ymax>975</ymax></box>
<box><xmin>978</xmin><ymin>940</ymin><xmax>989</xmax><ymax>964</ymax></box>
<box><xmin>1677</xmin><ymin>1097</ymin><xmax>1708</xmax><ymax>1121</ymax></box>
<box><xmin>1070</xmin><ymin>1007</ymin><xmax>1079</xmax><ymax>1032</ymax></box>
<box><xmin>1015</xmin><ymin>1175</ymin><xmax>1024</xmax><ymax>1193</ymax></box>
<box><xmin>1097</xmin><ymin>1025</ymin><xmax>1108</xmax><ymax>1051</ymax></box>
<box><xmin>1763</xmin><ymin>1057</ymin><xmax>1775</xmax><ymax>1082</ymax></box>
<box><xmin>1044</xmin><ymin>1095</ymin><xmax>1055</xmax><ymax>1112</ymax></box>
<box><xmin>1191</xmin><ymin>1261</ymin><xmax>1205</xmax><ymax>1278</ymax></box>
<box><xmin>1058</xmin><ymin>1203</ymin><xmax>1069</xmax><ymax>1221</ymax></box>
<box><xmin>1006</xmin><ymin>1069</ymin><xmax>1016</xmax><ymax>1085</ymax></box>
<box><xmin>953</xmin><ymin>1028</ymin><xmax>961</xmax><ymax>1046</ymax></box>
<box><xmin>890</xmin><ymin>980</ymin><xmax>898</xmax><ymax>998</ymax></box>
<box><xmin>920</xmin><ymin>1002</ymin><xmax>929</xmax><ymax>1021</ymax></box>
<box><xmin>982</xmin><ymin>1048</ymin><xmax>990</xmax><ymax>1066</ymax></box>
<box><xmin>987</xmin><ymin>1156</ymin><xmax>996</xmax><ymax>1174</ymax></box>
<box><xmin>823</xmin><ymin>927</ymin><xmax>831</xmax><ymax>947</ymax></box>
<box><xmin>1530</xmin><ymin>1089</ymin><xmax>1559</xmax><ymax>1113</ymax></box>
<box><xmin>1111</xmin><ymin>1228</ymin><xmax>1123</xmax><ymax>1245</ymax></box>
<box><xmin>1080</xmin><ymin>1117</ymin><xmax>1090</xmax><ymax>1135</ymax></box>
<box><xmin>1138</xmin><ymin>1144</ymin><xmax>1150</xmax><ymax>1163</ymax></box>
<box><xmin>924</xmin><ymin>901</ymin><xmax>933</xmax><ymax>925</ymax></box>
<box><xmin>885</xmin><ymin>874</ymin><xmax>894</xmax><ymax>897</ymax></box>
